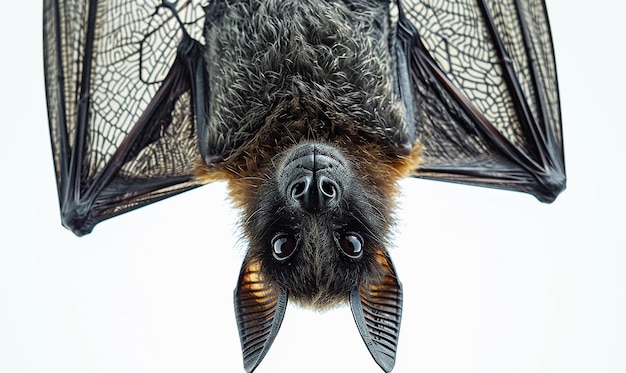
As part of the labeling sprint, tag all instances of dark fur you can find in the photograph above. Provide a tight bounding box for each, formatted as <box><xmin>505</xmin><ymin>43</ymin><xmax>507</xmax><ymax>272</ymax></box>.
<box><xmin>202</xmin><ymin>0</ymin><xmax>405</xmax><ymax>166</ymax></box>
<box><xmin>198</xmin><ymin>0</ymin><xmax>417</xmax><ymax>309</ymax></box>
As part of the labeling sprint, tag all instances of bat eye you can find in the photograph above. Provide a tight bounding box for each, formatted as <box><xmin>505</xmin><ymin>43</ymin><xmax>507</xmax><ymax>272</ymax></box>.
<box><xmin>338</xmin><ymin>233</ymin><xmax>364</xmax><ymax>259</ymax></box>
<box><xmin>271</xmin><ymin>233</ymin><xmax>297</xmax><ymax>260</ymax></box>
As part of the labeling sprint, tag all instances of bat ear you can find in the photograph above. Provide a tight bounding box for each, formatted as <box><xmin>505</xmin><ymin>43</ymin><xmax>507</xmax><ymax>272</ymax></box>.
<box><xmin>234</xmin><ymin>258</ymin><xmax>288</xmax><ymax>373</ymax></box>
<box><xmin>350</xmin><ymin>251</ymin><xmax>403</xmax><ymax>373</ymax></box>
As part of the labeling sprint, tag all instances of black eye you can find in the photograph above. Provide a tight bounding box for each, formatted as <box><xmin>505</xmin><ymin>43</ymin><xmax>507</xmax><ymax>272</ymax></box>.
<box><xmin>271</xmin><ymin>233</ymin><xmax>297</xmax><ymax>260</ymax></box>
<box><xmin>337</xmin><ymin>233</ymin><xmax>363</xmax><ymax>258</ymax></box>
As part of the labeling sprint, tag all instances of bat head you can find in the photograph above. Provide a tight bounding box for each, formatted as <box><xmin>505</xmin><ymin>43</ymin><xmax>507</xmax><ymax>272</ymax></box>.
<box><xmin>215</xmin><ymin>139</ymin><xmax>419</xmax><ymax>372</ymax></box>
<box><xmin>244</xmin><ymin>142</ymin><xmax>389</xmax><ymax>308</ymax></box>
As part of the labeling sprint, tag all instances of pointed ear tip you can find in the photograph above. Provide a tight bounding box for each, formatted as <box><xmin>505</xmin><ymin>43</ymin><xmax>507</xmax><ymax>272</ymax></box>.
<box><xmin>241</xmin><ymin>337</ymin><xmax>275</xmax><ymax>373</ymax></box>
<box><xmin>376</xmin><ymin>355</ymin><xmax>397</xmax><ymax>373</ymax></box>
<box><xmin>243</xmin><ymin>359</ymin><xmax>260</xmax><ymax>373</ymax></box>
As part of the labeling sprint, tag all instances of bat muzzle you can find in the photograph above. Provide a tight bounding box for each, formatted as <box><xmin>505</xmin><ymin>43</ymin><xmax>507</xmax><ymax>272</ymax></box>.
<box><xmin>278</xmin><ymin>143</ymin><xmax>349</xmax><ymax>213</ymax></box>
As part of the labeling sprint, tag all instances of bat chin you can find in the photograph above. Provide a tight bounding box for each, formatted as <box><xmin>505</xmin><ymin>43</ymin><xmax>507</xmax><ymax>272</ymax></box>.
<box><xmin>290</xmin><ymin>291</ymin><xmax>350</xmax><ymax>312</ymax></box>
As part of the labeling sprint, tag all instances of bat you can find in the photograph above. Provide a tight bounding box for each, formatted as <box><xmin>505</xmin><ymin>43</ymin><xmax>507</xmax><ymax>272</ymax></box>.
<box><xmin>43</xmin><ymin>0</ymin><xmax>565</xmax><ymax>372</ymax></box>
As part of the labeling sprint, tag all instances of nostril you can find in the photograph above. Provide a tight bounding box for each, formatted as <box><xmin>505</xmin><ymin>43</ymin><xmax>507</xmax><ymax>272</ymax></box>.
<box><xmin>289</xmin><ymin>176</ymin><xmax>312</xmax><ymax>209</ymax></box>
<box><xmin>318</xmin><ymin>176</ymin><xmax>337</xmax><ymax>199</ymax></box>
<box><xmin>291</xmin><ymin>179</ymin><xmax>308</xmax><ymax>199</ymax></box>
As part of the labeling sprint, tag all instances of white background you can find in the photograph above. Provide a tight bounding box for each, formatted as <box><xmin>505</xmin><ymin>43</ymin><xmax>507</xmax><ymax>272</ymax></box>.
<box><xmin>1</xmin><ymin>1</ymin><xmax>624</xmax><ymax>372</ymax></box>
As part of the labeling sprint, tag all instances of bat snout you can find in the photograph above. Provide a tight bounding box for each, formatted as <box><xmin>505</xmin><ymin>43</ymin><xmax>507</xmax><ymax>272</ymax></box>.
<box><xmin>279</xmin><ymin>143</ymin><xmax>350</xmax><ymax>213</ymax></box>
<box><xmin>289</xmin><ymin>174</ymin><xmax>340</xmax><ymax>212</ymax></box>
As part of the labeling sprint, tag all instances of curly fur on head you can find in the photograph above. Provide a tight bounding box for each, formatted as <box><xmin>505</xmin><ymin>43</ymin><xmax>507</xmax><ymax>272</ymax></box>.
<box><xmin>201</xmin><ymin>0</ymin><xmax>407</xmax><ymax>167</ymax></box>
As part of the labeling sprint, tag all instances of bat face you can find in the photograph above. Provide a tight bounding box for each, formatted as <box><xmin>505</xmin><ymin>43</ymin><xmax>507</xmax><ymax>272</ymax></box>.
<box><xmin>244</xmin><ymin>142</ymin><xmax>393</xmax><ymax>309</ymax></box>
<box><xmin>224</xmin><ymin>140</ymin><xmax>416</xmax><ymax>373</ymax></box>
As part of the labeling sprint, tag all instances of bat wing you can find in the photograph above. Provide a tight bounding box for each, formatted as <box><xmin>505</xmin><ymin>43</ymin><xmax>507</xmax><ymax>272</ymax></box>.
<box><xmin>45</xmin><ymin>0</ymin><xmax>565</xmax><ymax>237</ymax></box>
<box><xmin>44</xmin><ymin>0</ymin><xmax>209</xmax><ymax>236</ymax></box>
<box><xmin>396</xmin><ymin>0</ymin><xmax>565</xmax><ymax>202</ymax></box>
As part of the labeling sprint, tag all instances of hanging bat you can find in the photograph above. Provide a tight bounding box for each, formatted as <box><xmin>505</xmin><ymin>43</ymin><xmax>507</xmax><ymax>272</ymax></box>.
<box><xmin>43</xmin><ymin>0</ymin><xmax>565</xmax><ymax>371</ymax></box>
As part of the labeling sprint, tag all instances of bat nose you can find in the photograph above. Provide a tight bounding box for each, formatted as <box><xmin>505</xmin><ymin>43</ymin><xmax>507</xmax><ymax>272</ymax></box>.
<box><xmin>280</xmin><ymin>143</ymin><xmax>349</xmax><ymax>213</ymax></box>
<box><xmin>289</xmin><ymin>175</ymin><xmax>340</xmax><ymax>212</ymax></box>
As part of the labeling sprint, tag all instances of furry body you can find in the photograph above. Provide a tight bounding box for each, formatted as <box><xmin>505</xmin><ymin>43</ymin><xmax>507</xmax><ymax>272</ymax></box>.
<box><xmin>197</xmin><ymin>0</ymin><xmax>418</xmax><ymax>308</ymax></box>
<box><xmin>201</xmin><ymin>0</ymin><xmax>413</xmax><ymax>175</ymax></box>
<box><xmin>196</xmin><ymin>3</ymin><xmax>415</xmax><ymax>369</ymax></box>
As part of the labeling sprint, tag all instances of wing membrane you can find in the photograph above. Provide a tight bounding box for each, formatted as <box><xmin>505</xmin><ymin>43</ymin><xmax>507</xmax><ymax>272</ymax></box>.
<box><xmin>398</xmin><ymin>0</ymin><xmax>565</xmax><ymax>201</ymax></box>
<box><xmin>43</xmin><ymin>0</ymin><xmax>208</xmax><ymax>235</ymax></box>
<box><xmin>44</xmin><ymin>0</ymin><xmax>566</xmax><ymax>236</ymax></box>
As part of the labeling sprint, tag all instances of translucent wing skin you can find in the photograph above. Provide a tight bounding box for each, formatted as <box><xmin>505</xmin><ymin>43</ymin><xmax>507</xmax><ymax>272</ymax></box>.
<box><xmin>44</xmin><ymin>0</ymin><xmax>565</xmax><ymax>237</ymax></box>
<box><xmin>43</xmin><ymin>0</ymin><xmax>209</xmax><ymax>236</ymax></box>
<box><xmin>397</xmin><ymin>0</ymin><xmax>565</xmax><ymax>202</ymax></box>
